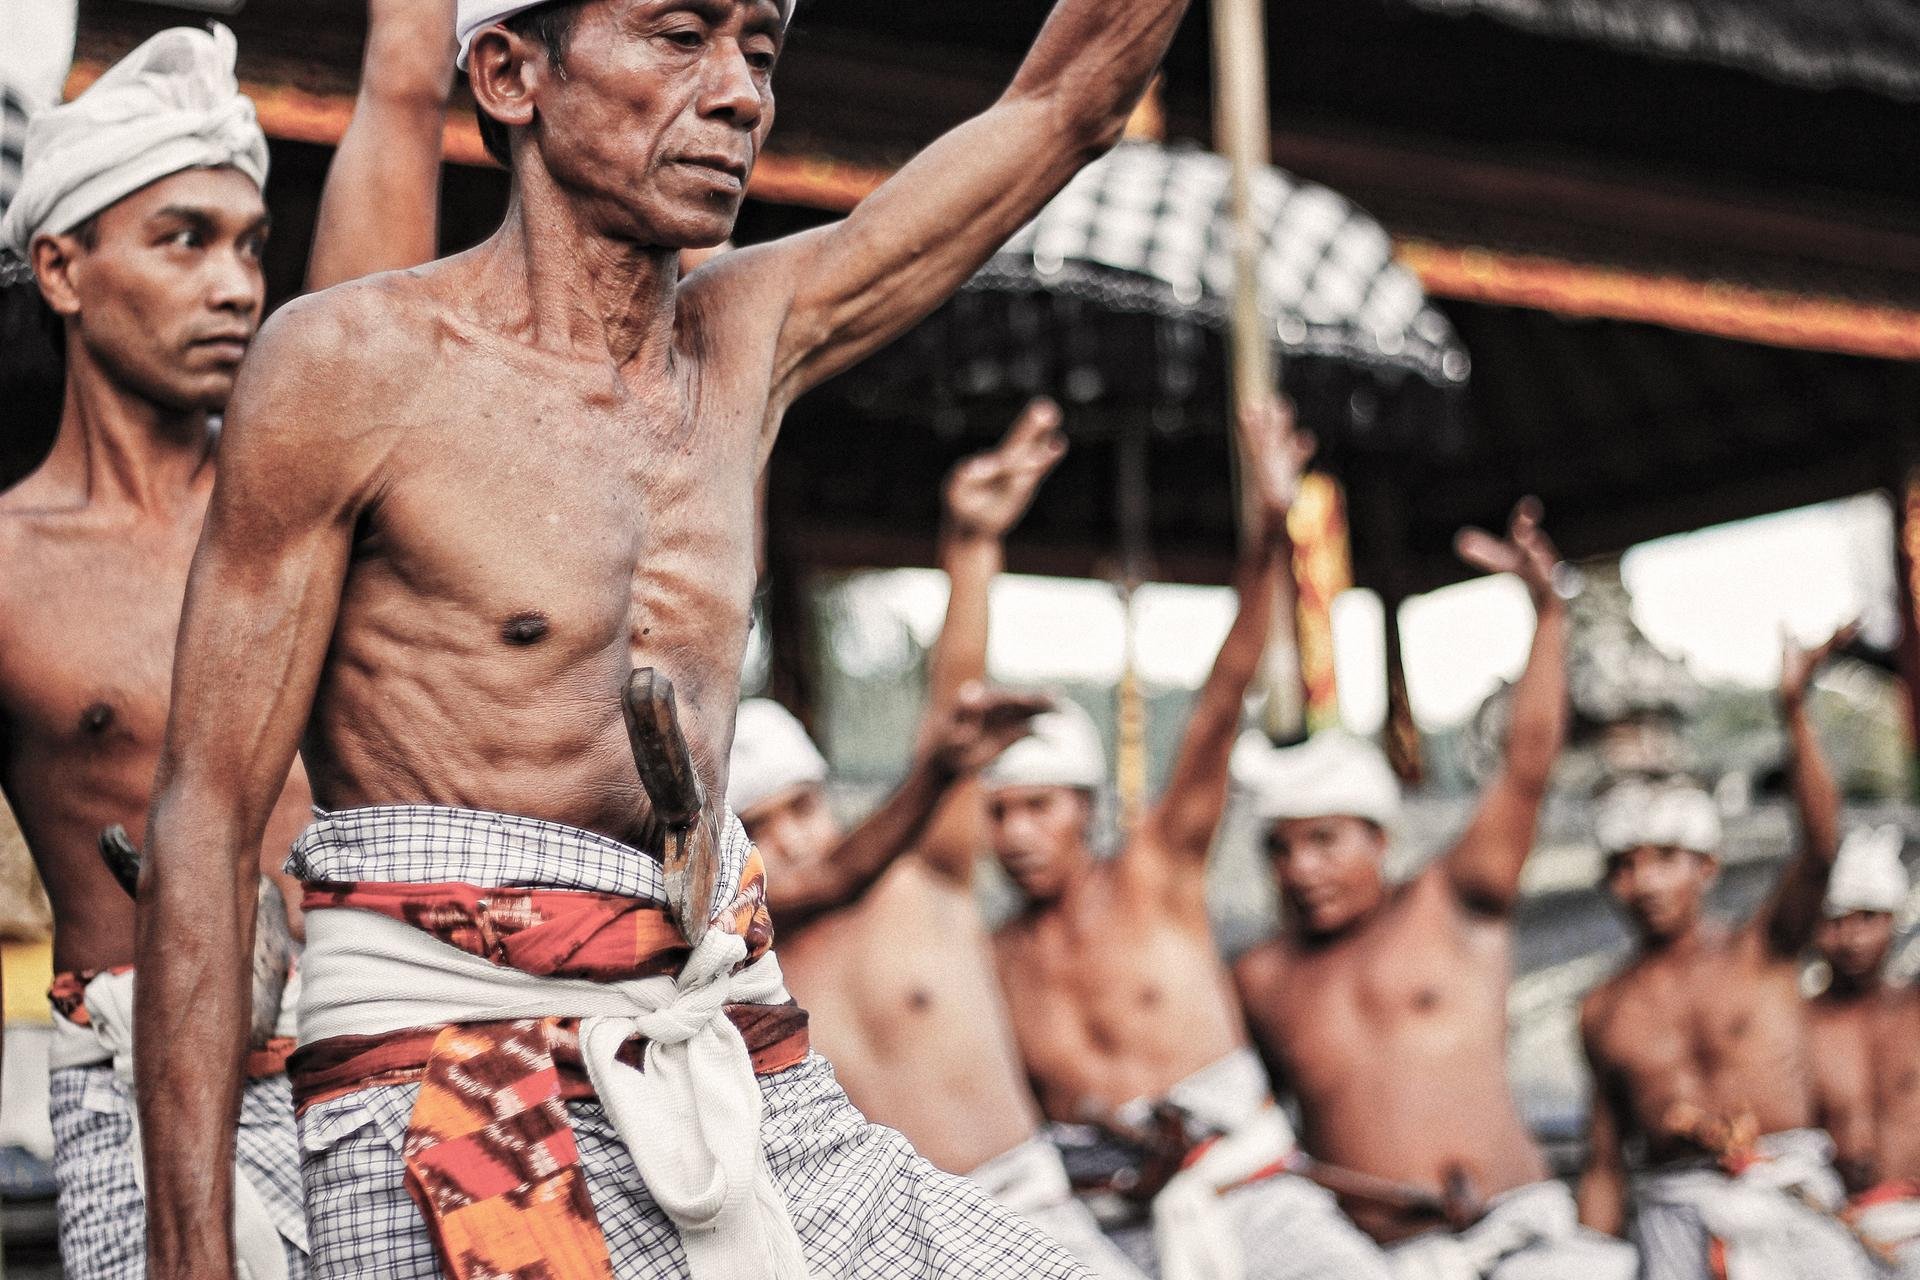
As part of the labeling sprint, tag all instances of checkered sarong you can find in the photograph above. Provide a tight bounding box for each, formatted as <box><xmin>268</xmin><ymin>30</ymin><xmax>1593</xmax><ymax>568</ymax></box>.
<box><xmin>50</xmin><ymin>1064</ymin><xmax>307</xmax><ymax>1280</ymax></box>
<box><xmin>1634</xmin><ymin>1129</ymin><xmax>1877</xmax><ymax>1280</ymax></box>
<box><xmin>291</xmin><ymin>805</ymin><xmax>1089</xmax><ymax>1280</ymax></box>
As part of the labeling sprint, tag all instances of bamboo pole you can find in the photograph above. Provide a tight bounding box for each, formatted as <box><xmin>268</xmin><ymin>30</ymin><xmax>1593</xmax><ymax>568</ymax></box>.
<box><xmin>1212</xmin><ymin>0</ymin><xmax>1306</xmax><ymax>742</ymax></box>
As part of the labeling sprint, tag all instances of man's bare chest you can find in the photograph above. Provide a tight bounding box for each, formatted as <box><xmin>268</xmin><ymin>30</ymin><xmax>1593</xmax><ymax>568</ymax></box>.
<box><xmin>1270</xmin><ymin>925</ymin><xmax>1501</xmax><ymax>1071</ymax></box>
<box><xmin>0</xmin><ymin>525</ymin><xmax>195</xmax><ymax>746</ymax></box>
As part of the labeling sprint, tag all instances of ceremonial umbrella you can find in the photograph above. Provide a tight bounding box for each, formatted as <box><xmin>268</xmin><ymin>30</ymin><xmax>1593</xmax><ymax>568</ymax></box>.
<box><xmin>809</xmin><ymin>140</ymin><xmax>1469</xmax><ymax>812</ymax></box>
<box><xmin>835</xmin><ymin>139</ymin><xmax>1470</xmax><ymax>454</ymax></box>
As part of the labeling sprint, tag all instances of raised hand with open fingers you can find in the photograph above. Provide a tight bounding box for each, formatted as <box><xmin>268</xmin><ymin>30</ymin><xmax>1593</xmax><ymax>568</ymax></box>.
<box><xmin>1455</xmin><ymin>497</ymin><xmax>1565</xmax><ymax>609</ymax></box>
<box><xmin>943</xmin><ymin>399</ymin><xmax>1069</xmax><ymax>542</ymax></box>
<box><xmin>1242</xmin><ymin>395</ymin><xmax>1316</xmax><ymax>541</ymax></box>
<box><xmin>1780</xmin><ymin>620</ymin><xmax>1860</xmax><ymax>709</ymax></box>
<box><xmin>928</xmin><ymin>683</ymin><xmax>1054</xmax><ymax>777</ymax></box>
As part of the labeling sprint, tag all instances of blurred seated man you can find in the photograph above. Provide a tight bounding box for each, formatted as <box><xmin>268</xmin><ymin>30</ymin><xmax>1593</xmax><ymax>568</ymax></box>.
<box><xmin>1809</xmin><ymin>825</ymin><xmax>1920</xmax><ymax>1277</ymax></box>
<box><xmin>1578</xmin><ymin>625</ymin><xmax>1875</xmax><ymax>1280</ymax></box>
<box><xmin>989</xmin><ymin>402</ymin><xmax>1396</xmax><ymax>1280</ymax></box>
<box><xmin>731</xmin><ymin>405</ymin><xmax>1143</xmax><ymax>1279</ymax></box>
<box><xmin>0</xmin><ymin>7</ymin><xmax>453</xmax><ymax>1276</ymax></box>
<box><xmin>1233</xmin><ymin>504</ymin><xmax>1637</xmax><ymax>1280</ymax></box>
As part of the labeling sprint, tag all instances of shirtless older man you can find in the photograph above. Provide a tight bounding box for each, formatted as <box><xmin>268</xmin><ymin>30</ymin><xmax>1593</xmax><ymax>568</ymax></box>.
<box><xmin>1578</xmin><ymin>626</ymin><xmax>1874</xmax><ymax>1280</ymax></box>
<box><xmin>0</xmin><ymin>8</ymin><xmax>451</xmax><ymax>1276</ymax></box>
<box><xmin>135</xmin><ymin>1</ymin><xmax>1193</xmax><ymax>1277</ymax></box>
<box><xmin>731</xmin><ymin>407</ymin><xmax>1145</xmax><ymax>1279</ymax></box>
<box><xmin>1808</xmin><ymin>826</ymin><xmax>1920</xmax><ymax>1277</ymax></box>
<box><xmin>1233</xmin><ymin>503</ymin><xmax>1637</xmax><ymax>1280</ymax></box>
<box><xmin>987</xmin><ymin>403</ymin><xmax>1396</xmax><ymax>1280</ymax></box>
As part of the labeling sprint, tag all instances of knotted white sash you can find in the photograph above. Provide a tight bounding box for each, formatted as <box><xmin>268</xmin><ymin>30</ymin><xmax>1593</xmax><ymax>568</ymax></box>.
<box><xmin>50</xmin><ymin>969</ymin><xmax>299</xmax><ymax>1280</ymax></box>
<box><xmin>299</xmin><ymin>905</ymin><xmax>814</xmax><ymax>1280</ymax></box>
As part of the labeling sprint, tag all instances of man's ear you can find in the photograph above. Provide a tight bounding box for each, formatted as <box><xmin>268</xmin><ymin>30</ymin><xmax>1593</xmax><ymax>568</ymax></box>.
<box><xmin>1698</xmin><ymin>851</ymin><xmax>1722</xmax><ymax>885</ymax></box>
<box><xmin>467</xmin><ymin>25</ymin><xmax>548</xmax><ymax>140</ymax></box>
<box><xmin>32</xmin><ymin>232</ymin><xmax>85</xmax><ymax>318</ymax></box>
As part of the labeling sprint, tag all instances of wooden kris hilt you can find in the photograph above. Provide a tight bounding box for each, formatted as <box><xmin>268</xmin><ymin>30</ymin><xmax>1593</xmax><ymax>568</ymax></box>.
<box><xmin>622</xmin><ymin>668</ymin><xmax>719</xmax><ymax>945</ymax></box>
<box><xmin>98</xmin><ymin>825</ymin><xmax>142</xmax><ymax>898</ymax></box>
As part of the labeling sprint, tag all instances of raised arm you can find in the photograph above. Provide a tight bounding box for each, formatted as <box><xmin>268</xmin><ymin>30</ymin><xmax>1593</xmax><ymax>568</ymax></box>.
<box><xmin>1437</xmin><ymin>500</ymin><xmax>1569</xmax><ymax>916</ymax></box>
<box><xmin>1576</xmin><ymin>997</ymin><xmax>1630</xmax><ymax>1237</ymax></box>
<box><xmin>1750</xmin><ymin>623</ymin><xmax>1856</xmax><ymax>958</ymax></box>
<box><xmin>761</xmin><ymin>0</ymin><xmax>1191</xmax><ymax>408</ymax></box>
<box><xmin>304</xmin><ymin>0</ymin><xmax>456</xmax><ymax>293</ymax></box>
<box><xmin>765</xmin><ymin>686</ymin><xmax>1049</xmax><ymax>928</ymax></box>
<box><xmin>914</xmin><ymin>400</ymin><xmax>1067</xmax><ymax>880</ymax></box>
<box><xmin>1134</xmin><ymin>398</ymin><xmax>1312</xmax><ymax>870</ymax></box>
<box><xmin>135</xmin><ymin>302</ymin><xmax>379</xmax><ymax>1280</ymax></box>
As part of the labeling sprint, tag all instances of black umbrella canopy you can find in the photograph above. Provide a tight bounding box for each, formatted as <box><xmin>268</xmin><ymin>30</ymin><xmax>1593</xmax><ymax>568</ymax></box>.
<box><xmin>822</xmin><ymin>141</ymin><xmax>1470</xmax><ymax>458</ymax></box>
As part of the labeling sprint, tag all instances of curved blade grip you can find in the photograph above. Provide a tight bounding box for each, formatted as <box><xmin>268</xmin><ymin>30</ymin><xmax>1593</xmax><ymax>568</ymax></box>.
<box><xmin>623</xmin><ymin>668</ymin><xmax>719</xmax><ymax>944</ymax></box>
<box><xmin>98</xmin><ymin>825</ymin><xmax>142</xmax><ymax>898</ymax></box>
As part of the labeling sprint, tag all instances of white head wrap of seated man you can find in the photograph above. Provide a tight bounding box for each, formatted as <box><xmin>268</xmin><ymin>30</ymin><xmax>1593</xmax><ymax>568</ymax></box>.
<box><xmin>1232</xmin><ymin>729</ymin><xmax>1403</xmax><ymax>831</ymax></box>
<box><xmin>727</xmin><ymin>698</ymin><xmax>828</xmax><ymax>818</ymax></box>
<box><xmin>982</xmin><ymin>699</ymin><xmax>1107</xmax><ymax>794</ymax></box>
<box><xmin>1826</xmin><ymin>824</ymin><xmax>1909</xmax><ymax>918</ymax></box>
<box><xmin>457</xmin><ymin>0</ymin><xmax>798</xmax><ymax>69</ymax></box>
<box><xmin>0</xmin><ymin>24</ymin><xmax>266</xmax><ymax>279</ymax></box>
<box><xmin>1592</xmin><ymin>777</ymin><xmax>1723</xmax><ymax>858</ymax></box>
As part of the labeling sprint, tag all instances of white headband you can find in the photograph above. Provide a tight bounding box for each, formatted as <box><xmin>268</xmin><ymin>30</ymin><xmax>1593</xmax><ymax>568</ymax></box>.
<box><xmin>727</xmin><ymin>698</ymin><xmax>827</xmax><ymax>817</ymax></box>
<box><xmin>457</xmin><ymin>0</ymin><xmax>797</xmax><ymax>70</ymax></box>
<box><xmin>1233</xmin><ymin>730</ymin><xmax>1402</xmax><ymax>830</ymax></box>
<box><xmin>0</xmin><ymin>25</ymin><xmax>267</xmax><ymax>275</ymax></box>
<box><xmin>1826</xmin><ymin>825</ymin><xmax>1909</xmax><ymax>917</ymax></box>
<box><xmin>1593</xmin><ymin>778</ymin><xmax>1722</xmax><ymax>858</ymax></box>
<box><xmin>982</xmin><ymin>700</ymin><xmax>1106</xmax><ymax>793</ymax></box>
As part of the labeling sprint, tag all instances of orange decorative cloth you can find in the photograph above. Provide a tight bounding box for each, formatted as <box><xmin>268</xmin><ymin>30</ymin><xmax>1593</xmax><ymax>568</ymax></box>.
<box><xmin>289</xmin><ymin>858</ymin><xmax>808</xmax><ymax>1280</ymax></box>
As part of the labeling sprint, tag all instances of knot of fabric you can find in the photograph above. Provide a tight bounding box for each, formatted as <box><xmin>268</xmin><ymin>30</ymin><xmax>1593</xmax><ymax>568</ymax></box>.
<box><xmin>299</xmin><ymin>902</ymin><xmax>813</xmax><ymax>1280</ymax></box>
<box><xmin>64</xmin><ymin>969</ymin><xmax>301</xmax><ymax>1280</ymax></box>
<box><xmin>0</xmin><ymin>23</ymin><xmax>268</xmax><ymax>261</ymax></box>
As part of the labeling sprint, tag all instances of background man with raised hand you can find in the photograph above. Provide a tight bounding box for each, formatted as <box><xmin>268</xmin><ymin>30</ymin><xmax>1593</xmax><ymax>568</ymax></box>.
<box><xmin>986</xmin><ymin>402</ymin><xmax>1396</xmax><ymax>1280</ymax></box>
<box><xmin>133</xmin><ymin>0</ymin><xmax>1194</xmax><ymax>1276</ymax></box>
<box><xmin>1578</xmin><ymin>625</ymin><xmax>1874</xmax><ymax>1280</ymax></box>
<box><xmin>0</xmin><ymin>5</ymin><xmax>454</xmax><ymax>1278</ymax></box>
<box><xmin>1807</xmin><ymin>825</ymin><xmax>1920</xmax><ymax>1277</ymax></box>
<box><xmin>1233</xmin><ymin>503</ymin><xmax>1636</xmax><ymax>1280</ymax></box>
<box><xmin>731</xmin><ymin>404</ymin><xmax>1146</xmax><ymax>1279</ymax></box>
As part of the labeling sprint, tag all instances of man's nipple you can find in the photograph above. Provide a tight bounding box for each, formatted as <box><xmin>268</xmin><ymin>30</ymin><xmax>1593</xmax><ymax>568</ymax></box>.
<box><xmin>502</xmin><ymin>611</ymin><xmax>551</xmax><ymax>646</ymax></box>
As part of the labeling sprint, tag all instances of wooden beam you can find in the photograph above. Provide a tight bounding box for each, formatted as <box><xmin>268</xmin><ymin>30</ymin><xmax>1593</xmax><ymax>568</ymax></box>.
<box><xmin>66</xmin><ymin>58</ymin><xmax>892</xmax><ymax>211</ymax></box>
<box><xmin>1400</xmin><ymin>239</ymin><xmax>1920</xmax><ymax>362</ymax></box>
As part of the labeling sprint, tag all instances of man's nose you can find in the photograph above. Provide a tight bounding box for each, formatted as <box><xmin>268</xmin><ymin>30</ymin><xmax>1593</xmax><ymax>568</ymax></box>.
<box><xmin>207</xmin><ymin>250</ymin><xmax>262</xmax><ymax>314</ymax></box>
<box><xmin>700</xmin><ymin>43</ymin><xmax>764</xmax><ymax>128</ymax></box>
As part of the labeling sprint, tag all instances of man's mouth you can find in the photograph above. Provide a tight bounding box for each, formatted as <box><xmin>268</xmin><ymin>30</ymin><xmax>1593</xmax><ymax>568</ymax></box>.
<box><xmin>674</xmin><ymin>155</ymin><xmax>749</xmax><ymax>189</ymax></box>
<box><xmin>189</xmin><ymin>333</ymin><xmax>252</xmax><ymax>362</ymax></box>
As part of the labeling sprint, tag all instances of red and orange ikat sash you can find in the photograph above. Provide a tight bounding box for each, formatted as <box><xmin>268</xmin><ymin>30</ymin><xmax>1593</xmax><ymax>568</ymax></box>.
<box><xmin>289</xmin><ymin>849</ymin><xmax>808</xmax><ymax>1280</ymax></box>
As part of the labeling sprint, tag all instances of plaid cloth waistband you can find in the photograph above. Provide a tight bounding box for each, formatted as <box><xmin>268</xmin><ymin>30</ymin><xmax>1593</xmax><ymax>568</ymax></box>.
<box><xmin>290</xmin><ymin>805</ymin><xmax>687</xmax><ymax>902</ymax></box>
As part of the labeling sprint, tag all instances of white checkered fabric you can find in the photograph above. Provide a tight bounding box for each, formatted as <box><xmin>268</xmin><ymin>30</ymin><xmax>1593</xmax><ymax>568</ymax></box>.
<box><xmin>974</xmin><ymin>141</ymin><xmax>1465</xmax><ymax>386</ymax></box>
<box><xmin>293</xmin><ymin>804</ymin><xmax>1090</xmax><ymax>1279</ymax></box>
<box><xmin>1050</xmin><ymin>1123</ymin><xmax>1399</xmax><ymax>1280</ymax></box>
<box><xmin>51</xmin><ymin>1064</ymin><xmax>308</xmax><ymax>1280</ymax></box>
<box><xmin>289</xmin><ymin>804</ymin><xmax>670</xmax><ymax>905</ymax></box>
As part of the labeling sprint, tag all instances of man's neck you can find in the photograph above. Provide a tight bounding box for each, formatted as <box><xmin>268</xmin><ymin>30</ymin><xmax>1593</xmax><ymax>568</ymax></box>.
<box><xmin>1639</xmin><ymin>917</ymin><xmax>1716</xmax><ymax>962</ymax></box>
<box><xmin>1825</xmin><ymin>968</ymin><xmax>1886</xmax><ymax>1003</ymax></box>
<box><xmin>46</xmin><ymin>352</ymin><xmax>212</xmax><ymax>510</ymax></box>
<box><xmin>485</xmin><ymin>179</ymin><xmax>683</xmax><ymax>369</ymax></box>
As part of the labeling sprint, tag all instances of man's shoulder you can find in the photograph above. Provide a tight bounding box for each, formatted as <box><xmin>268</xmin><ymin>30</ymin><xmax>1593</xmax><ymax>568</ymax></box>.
<box><xmin>262</xmin><ymin>272</ymin><xmax>444</xmax><ymax>371</ymax></box>
<box><xmin>1231</xmin><ymin>936</ymin><xmax>1291</xmax><ymax>991</ymax></box>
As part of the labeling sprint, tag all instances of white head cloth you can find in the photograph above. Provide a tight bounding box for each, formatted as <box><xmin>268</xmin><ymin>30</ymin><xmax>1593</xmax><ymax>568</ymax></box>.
<box><xmin>0</xmin><ymin>25</ymin><xmax>266</xmax><ymax>277</ymax></box>
<box><xmin>1232</xmin><ymin>730</ymin><xmax>1402</xmax><ymax>829</ymax></box>
<box><xmin>1826</xmin><ymin>824</ymin><xmax>1909</xmax><ymax>917</ymax></box>
<box><xmin>982</xmin><ymin>699</ymin><xmax>1106</xmax><ymax>792</ymax></box>
<box><xmin>457</xmin><ymin>0</ymin><xmax>798</xmax><ymax>69</ymax></box>
<box><xmin>1593</xmin><ymin>777</ymin><xmax>1722</xmax><ymax>857</ymax></box>
<box><xmin>727</xmin><ymin>699</ymin><xmax>827</xmax><ymax>817</ymax></box>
